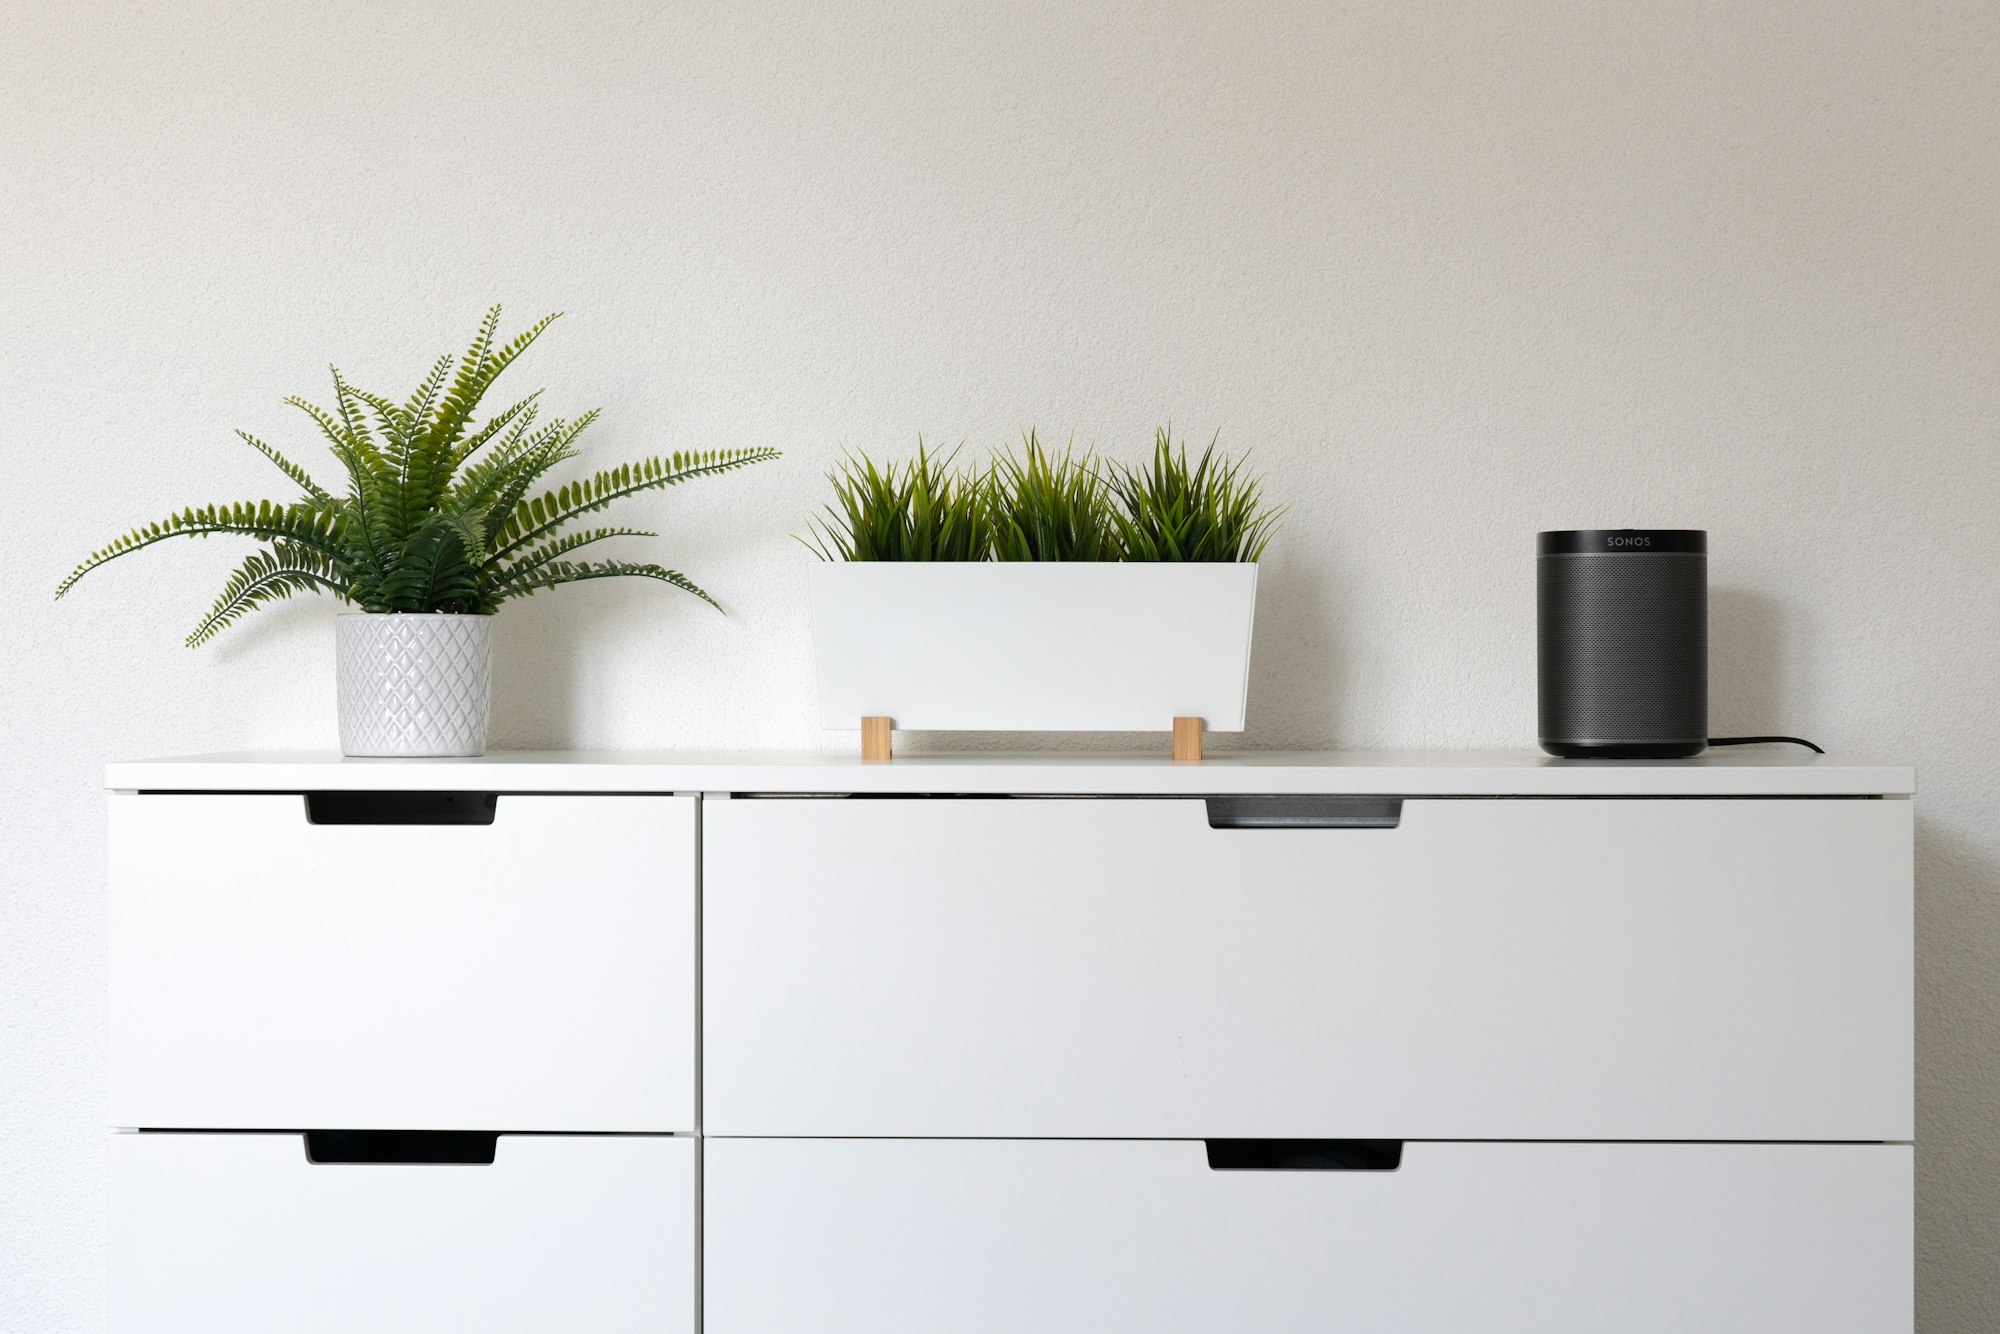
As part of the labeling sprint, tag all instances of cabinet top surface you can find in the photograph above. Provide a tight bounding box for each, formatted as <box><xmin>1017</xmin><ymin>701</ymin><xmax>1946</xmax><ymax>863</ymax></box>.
<box><xmin>105</xmin><ymin>750</ymin><xmax>1914</xmax><ymax>796</ymax></box>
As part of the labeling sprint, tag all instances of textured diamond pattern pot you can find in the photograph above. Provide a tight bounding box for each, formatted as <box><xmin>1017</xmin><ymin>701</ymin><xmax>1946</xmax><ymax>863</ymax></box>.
<box><xmin>335</xmin><ymin>613</ymin><xmax>493</xmax><ymax>757</ymax></box>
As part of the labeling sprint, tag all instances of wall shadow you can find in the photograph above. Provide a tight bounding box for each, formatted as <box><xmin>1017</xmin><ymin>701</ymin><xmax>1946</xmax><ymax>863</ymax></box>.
<box><xmin>1709</xmin><ymin>585</ymin><xmax>1788</xmax><ymax>737</ymax></box>
<box><xmin>489</xmin><ymin>596</ymin><xmax>584</xmax><ymax>749</ymax></box>
<box><xmin>1911</xmin><ymin>815</ymin><xmax>2000</xmax><ymax>1330</ymax></box>
<box><xmin>1240</xmin><ymin>557</ymin><xmax>1342</xmax><ymax>750</ymax></box>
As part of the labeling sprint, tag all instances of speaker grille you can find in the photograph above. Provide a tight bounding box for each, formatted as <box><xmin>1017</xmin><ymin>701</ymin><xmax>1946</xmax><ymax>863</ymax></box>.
<box><xmin>1538</xmin><ymin>553</ymin><xmax>1706</xmax><ymax>750</ymax></box>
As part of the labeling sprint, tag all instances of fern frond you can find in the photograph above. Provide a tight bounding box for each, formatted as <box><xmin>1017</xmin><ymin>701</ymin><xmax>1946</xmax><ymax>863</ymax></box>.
<box><xmin>453</xmin><ymin>438</ymin><xmax>564</xmax><ymax>527</ymax></box>
<box><xmin>290</xmin><ymin>386</ymin><xmax>392</xmax><ymax>492</ymax></box>
<box><xmin>474</xmin><ymin>410</ymin><xmax>596</xmax><ymax>522</ymax></box>
<box><xmin>280</xmin><ymin>385</ymin><xmax>397</xmax><ymax>581</ymax></box>
<box><xmin>492</xmin><ymin>446</ymin><xmax>780</xmax><ymax>561</ymax></box>
<box><xmin>478</xmin><ymin>453</ymin><xmax>581</xmax><ymax>564</ymax></box>
<box><xmin>347</xmin><ymin>385</ymin><xmax>408</xmax><ymax>445</ymax></box>
<box><xmin>236</xmin><ymin>430</ymin><xmax>331</xmax><ymax>503</ymax></box>
<box><xmin>376</xmin><ymin>520</ymin><xmax>480</xmax><ymax>613</ymax></box>
<box><xmin>486</xmin><ymin>397</ymin><xmax>543</xmax><ymax>458</ymax></box>
<box><xmin>438</xmin><ymin>509</ymin><xmax>488</xmax><ymax>565</ymax></box>
<box><xmin>344</xmin><ymin>386</ymin><xmax>421</xmax><ymax>515</ymax></box>
<box><xmin>421</xmin><ymin>308</ymin><xmax>561</xmax><ymax>467</ymax></box>
<box><xmin>185</xmin><ymin>543</ymin><xmax>350</xmax><ymax>646</ymax></box>
<box><xmin>402</xmin><ymin>352</ymin><xmax>454</xmax><ymax>440</ymax></box>
<box><xmin>446</xmin><ymin>405</ymin><xmax>555</xmax><ymax>514</ymax></box>
<box><xmin>493</xmin><ymin>558</ymin><xmax>721</xmax><ymax>611</ymax></box>
<box><xmin>328</xmin><ymin>371</ymin><xmax>381</xmax><ymax>458</ymax></box>
<box><xmin>413</xmin><ymin>313</ymin><xmax>558</xmax><ymax>531</ymax></box>
<box><xmin>481</xmin><ymin>311</ymin><xmax>561</xmax><ymax>384</ymax></box>
<box><xmin>287</xmin><ymin>392</ymin><xmax>368</xmax><ymax>463</ymax></box>
<box><xmin>438</xmin><ymin>410</ymin><xmax>584</xmax><ymax>537</ymax></box>
<box><xmin>426</xmin><ymin>305</ymin><xmax>506</xmax><ymax>456</ymax></box>
<box><xmin>287</xmin><ymin>369</ymin><xmax>385</xmax><ymax>476</ymax></box>
<box><xmin>344</xmin><ymin>382</ymin><xmax>450</xmax><ymax>544</ymax></box>
<box><xmin>445</xmin><ymin>390</ymin><xmax>541</xmax><ymax>474</ymax></box>
<box><xmin>488</xmin><ymin>526</ymin><xmax>659</xmax><ymax>594</ymax></box>
<box><xmin>56</xmin><ymin>501</ymin><xmax>350</xmax><ymax>599</ymax></box>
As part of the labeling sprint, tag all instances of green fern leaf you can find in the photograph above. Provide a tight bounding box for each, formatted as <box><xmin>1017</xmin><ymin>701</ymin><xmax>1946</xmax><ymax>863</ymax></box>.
<box><xmin>438</xmin><ymin>509</ymin><xmax>488</xmax><ymax>565</ymax></box>
<box><xmin>488</xmin><ymin>526</ymin><xmax>660</xmax><ymax>596</ymax></box>
<box><xmin>425</xmin><ymin>308</ymin><xmax>562</xmax><ymax>474</ymax></box>
<box><xmin>56</xmin><ymin>500</ymin><xmax>351</xmax><ymax>600</ymax></box>
<box><xmin>445</xmin><ymin>390</ymin><xmax>542</xmax><ymax>477</ymax></box>
<box><xmin>237</xmin><ymin>430</ymin><xmax>332</xmax><ymax>503</ymax></box>
<box><xmin>449</xmin><ymin>411</ymin><xmax>559</xmax><ymax>517</ymax></box>
<box><xmin>479</xmin><ymin>446</ymin><xmax>581</xmax><ymax>550</ymax></box>
<box><xmin>347</xmin><ymin>385</ymin><xmax>408</xmax><ymax>445</ymax></box>
<box><xmin>402</xmin><ymin>352</ymin><xmax>454</xmax><ymax>440</ymax></box>
<box><xmin>287</xmin><ymin>381</ymin><xmax>396</xmax><ymax>565</ymax></box>
<box><xmin>425</xmin><ymin>305</ymin><xmax>507</xmax><ymax>457</ymax></box>
<box><xmin>492</xmin><ymin>558</ymin><xmax>721</xmax><ymax>611</ymax></box>
<box><xmin>379</xmin><ymin>360</ymin><xmax>456</xmax><ymax>506</ymax></box>
<box><xmin>286</xmin><ymin>391</ymin><xmax>374</xmax><ymax>466</ymax></box>
<box><xmin>374</xmin><ymin>522</ymin><xmax>465</xmax><ymax>612</ymax></box>
<box><xmin>185</xmin><ymin>544</ymin><xmax>351</xmax><ymax>646</ymax></box>
<box><xmin>480</xmin><ymin>311</ymin><xmax>562</xmax><ymax>384</ymax></box>
<box><xmin>492</xmin><ymin>446</ymin><xmax>780</xmax><ymax>562</ymax></box>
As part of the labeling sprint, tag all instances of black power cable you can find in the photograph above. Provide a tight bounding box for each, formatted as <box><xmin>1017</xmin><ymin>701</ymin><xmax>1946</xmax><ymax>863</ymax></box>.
<box><xmin>1706</xmin><ymin>736</ymin><xmax>1825</xmax><ymax>754</ymax></box>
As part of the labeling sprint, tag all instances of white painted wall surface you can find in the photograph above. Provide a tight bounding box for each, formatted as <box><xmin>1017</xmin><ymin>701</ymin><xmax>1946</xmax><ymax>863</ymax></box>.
<box><xmin>2</xmin><ymin>2</ymin><xmax>1994</xmax><ymax>1329</ymax></box>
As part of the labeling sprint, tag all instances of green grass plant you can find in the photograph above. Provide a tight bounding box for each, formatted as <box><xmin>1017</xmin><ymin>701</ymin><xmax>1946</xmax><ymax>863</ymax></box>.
<box><xmin>803</xmin><ymin>427</ymin><xmax>1281</xmax><ymax>563</ymax></box>
<box><xmin>1105</xmin><ymin>428</ymin><xmax>1284</xmax><ymax>562</ymax></box>
<box><xmin>802</xmin><ymin>442</ymin><xmax>991</xmax><ymax>561</ymax></box>
<box><xmin>987</xmin><ymin>432</ymin><xmax>1119</xmax><ymax>562</ymax></box>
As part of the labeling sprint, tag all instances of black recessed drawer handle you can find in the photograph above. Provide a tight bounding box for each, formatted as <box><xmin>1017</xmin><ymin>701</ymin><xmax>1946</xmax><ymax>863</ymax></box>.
<box><xmin>1205</xmin><ymin>1139</ymin><xmax>1403</xmax><ymax>1171</ymax></box>
<box><xmin>1205</xmin><ymin>797</ymin><xmax>1403</xmax><ymax>830</ymax></box>
<box><xmin>305</xmin><ymin>1130</ymin><xmax>499</xmax><ymax>1165</ymax></box>
<box><xmin>305</xmin><ymin>792</ymin><xmax>500</xmax><ymax>826</ymax></box>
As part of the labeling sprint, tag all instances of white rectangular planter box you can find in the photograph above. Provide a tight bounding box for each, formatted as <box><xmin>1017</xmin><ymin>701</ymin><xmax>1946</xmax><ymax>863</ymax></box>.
<box><xmin>808</xmin><ymin>562</ymin><xmax>1259</xmax><ymax>731</ymax></box>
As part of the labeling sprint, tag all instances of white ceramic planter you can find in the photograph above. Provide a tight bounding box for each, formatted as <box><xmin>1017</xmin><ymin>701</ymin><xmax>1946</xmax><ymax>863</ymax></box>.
<box><xmin>808</xmin><ymin>563</ymin><xmax>1258</xmax><ymax>732</ymax></box>
<box><xmin>335</xmin><ymin>613</ymin><xmax>494</xmax><ymax>758</ymax></box>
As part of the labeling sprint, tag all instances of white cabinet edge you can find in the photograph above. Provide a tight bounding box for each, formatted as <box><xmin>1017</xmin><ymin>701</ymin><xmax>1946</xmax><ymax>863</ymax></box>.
<box><xmin>105</xmin><ymin>750</ymin><xmax>1915</xmax><ymax>796</ymax></box>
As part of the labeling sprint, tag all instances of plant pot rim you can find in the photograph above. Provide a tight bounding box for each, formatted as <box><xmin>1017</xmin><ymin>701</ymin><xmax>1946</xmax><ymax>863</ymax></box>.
<box><xmin>337</xmin><ymin>610</ymin><xmax>495</xmax><ymax>619</ymax></box>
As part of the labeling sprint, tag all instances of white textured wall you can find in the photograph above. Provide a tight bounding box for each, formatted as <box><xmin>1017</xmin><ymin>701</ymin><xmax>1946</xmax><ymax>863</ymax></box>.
<box><xmin>4</xmin><ymin>1</ymin><xmax>1996</xmax><ymax>1327</ymax></box>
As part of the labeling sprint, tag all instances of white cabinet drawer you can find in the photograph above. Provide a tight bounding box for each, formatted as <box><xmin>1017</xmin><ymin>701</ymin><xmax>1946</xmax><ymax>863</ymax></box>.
<box><xmin>111</xmin><ymin>1131</ymin><xmax>693</xmax><ymax>1334</ymax></box>
<box><xmin>110</xmin><ymin>793</ymin><xmax>694</xmax><ymax>1131</ymax></box>
<box><xmin>704</xmin><ymin>796</ymin><xmax>1911</xmax><ymax>1139</ymax></box>
<box><xmin>704</xmin><ymin>1137</ymin><xmax>1910</xmax><ymax>1334</ymax></box>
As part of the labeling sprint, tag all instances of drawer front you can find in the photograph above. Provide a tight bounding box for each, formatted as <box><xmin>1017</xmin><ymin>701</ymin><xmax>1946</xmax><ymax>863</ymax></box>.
<box><xmin>704</xmin><ymin>1137</ymin><xmax>1911</xmax><ymax>1334</ymax></box>
<box><xmin>111</xmin><ymin>1131</ymin><xmax>693</xmax><ymax>1334</ymax></box>
<box><xmin>110</xmin><ymin>793</ymin><xmax>694</xmax><ymax>1131</ymax></box>
<box><xmin>704</xmin><ymin>797</ymin><xmax>1911</xmax><ymax>1139</ymax></box>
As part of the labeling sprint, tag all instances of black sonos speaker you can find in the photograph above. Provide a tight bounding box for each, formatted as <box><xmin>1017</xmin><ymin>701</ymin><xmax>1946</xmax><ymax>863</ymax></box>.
<box><xmin>1538</xmin><ymin>530</ymin><xmax>1707</xmax><ymax>758</ymax></box>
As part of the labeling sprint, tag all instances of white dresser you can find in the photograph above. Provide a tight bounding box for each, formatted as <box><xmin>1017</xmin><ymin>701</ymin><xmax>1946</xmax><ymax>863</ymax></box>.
<box><xmin>104</xmin><ymin>751</ymin><xmax>1915</xmax><ymax>1333</ymax></box>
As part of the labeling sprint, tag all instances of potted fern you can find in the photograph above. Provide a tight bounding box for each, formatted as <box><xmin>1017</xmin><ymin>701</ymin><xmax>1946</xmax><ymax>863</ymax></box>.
<box><xmin>58</xmin><ymin>308</ymin><xmax>778</xmax><ymax>757</ymax></box>
<box><xmin>802</xmin><ymin>431</ymin><xmax>1279</xmax><ymax>751</ymax></box>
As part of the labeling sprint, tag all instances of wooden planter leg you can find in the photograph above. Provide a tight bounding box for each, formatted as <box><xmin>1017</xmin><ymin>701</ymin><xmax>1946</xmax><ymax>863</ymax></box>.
<box><xmin>861</xmin><ymin>716</ymin><xmax>894</xmax><ymax>763</ymax></box>
<box><xmin>1172</xmin><ymin>716</ymin><xmax>1204</xmax><ymax>762</ymax></box>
